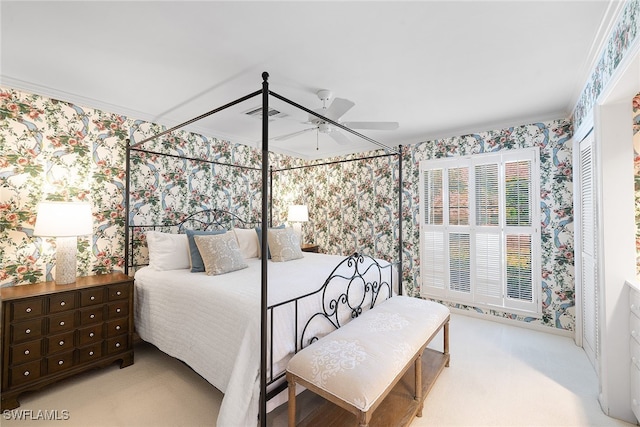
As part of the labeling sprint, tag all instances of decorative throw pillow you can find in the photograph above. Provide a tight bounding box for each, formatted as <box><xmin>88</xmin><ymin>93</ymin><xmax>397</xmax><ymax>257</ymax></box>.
<box><xmin>194</xmin><ymin>233</ymin><xmax>248</xmax><ymax>275</ymax></box>
<box><xmin>233</xmin><ymin>228</ymin><xmax>259</xmax><ymax>259</ymax></box>
<box><xmin>255</xmin><ymin>224</ymin><xmax>285</xmax><ymax>259</ymax></box>
<box><xmin>146</xmin><ymin>231</ymin><xmax>190</xmax><ymax>271</ymax></box>
<box><xmin>185</xmin><ymin>229</ymin><xmax>226</xmax><ymax>273</ymax></box>
<box><xmin>268</xmin><ymin>227</ymin><xmax>304</xmax><ymax>262</ymax></box>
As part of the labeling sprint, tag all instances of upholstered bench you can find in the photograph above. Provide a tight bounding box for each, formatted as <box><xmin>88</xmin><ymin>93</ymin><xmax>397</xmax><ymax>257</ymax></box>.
<box><xmin>286</xmin><ymin>295</ymin><xmax>450</xmax><ymax>427</ymax></box>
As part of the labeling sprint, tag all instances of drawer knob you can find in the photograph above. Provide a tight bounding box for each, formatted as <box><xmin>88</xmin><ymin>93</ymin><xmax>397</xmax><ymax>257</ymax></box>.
<box><xmin>26</xmin><ymin>307</ymin><xmax>32</xmax><ymax>313</ymax></box>
<box><xmin>59</xmin><ymin>321</ymin><xmax>65</xmax><ymax>326</ymax></box>
<box><xmin>89</xmin><ymin>351</ymin><xmax>94</xmax><ymax>356</ymax></box>
<box><xmin>115</xmin><ymin>342</ymin><xmax>121</xmax><ymax>348</ymax></box>
<box><xmin>116</xmin><ymin>325</ymin><xmax>121</xmax><ymax>330</ymax></box>
<box><xmin>633</xmin><ymin>330</ymin><xmax>638</xmax><ymax>338</ymax></box>
<box><xmin>58</xmin><ymin>360</ymin><xmax>64</xmax><ymax>365</ymax></box>
<box><xmin>633</xmin><ymin>304</ymin><xmax>637</xmax><ymax>311</ymax></box>
<box><xmin>89</xmin><ymin>332</ymin><xmax>94</xmax><ymax>338</ymax></box>
<box><xmin>90</xmin><ymin>296</ymin><xmax>95</xmax><ymax>300</ymax></box>
<box><xmin>116</xmin><ymin>308</ymin><xmax>121</xmax><ymax>313</ymax></box>
<box><xmin>59</xmin><ymin>340</ymin><xmax>65</xmax><ymax>346</ymax></box>
<box><xmin>24</xmin><ymin>350</ymin><xmax>30</xmax><ymax>355</ymax></box>
<box><xmin>60</xmin><ymin>301</ymin><xmax>65</xmax><ymax>306</ymax></box>
<box><xmin>116</xmin><ymin>291</ymin><xmax>122</xmax><ymax>296</ymax></box>
<box><xmin>90</xmin><ymin>314</ymin><xmax>95</xmax><ymax>319</ymax></box>
<box><xmin>25</xmin><ymin>328</ymin><xmax>31</xmax><ymax>334</ymax></box>
<box><xmin>24</xmin><ymin>371</ymin><xmax>30</xmax><ymax>376</ymax></box>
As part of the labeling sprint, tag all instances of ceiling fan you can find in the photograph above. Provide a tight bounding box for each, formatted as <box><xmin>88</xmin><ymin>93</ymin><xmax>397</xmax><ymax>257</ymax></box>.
<box><xmin>273</xmin><ymin>89</ymin><xmax>399</xmax><ymax>145</ymax></box>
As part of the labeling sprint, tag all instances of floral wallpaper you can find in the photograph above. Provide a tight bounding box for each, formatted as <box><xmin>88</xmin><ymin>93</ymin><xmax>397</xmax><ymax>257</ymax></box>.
<box><xmin>4</xmin><ymin>0</ymin><xmax>640</xmax><ymax>332</ymax></box>
<box><xmin>633</xmin><ymin>94</ymin><xmax>640</xmax><ymax>281</ymax></box>
<box><xmin>573</xmin><ymin>0</ymin><xmax>640</xmax><ymax>130</ymax></box>
<box><xmin>0</xmin><ymin>87</ymin><xmax>266</xmax><ymax>286</ymax></box>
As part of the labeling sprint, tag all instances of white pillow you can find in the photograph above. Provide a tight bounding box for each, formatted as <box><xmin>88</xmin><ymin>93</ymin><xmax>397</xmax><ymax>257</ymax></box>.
<box><xmin>233</xmin><ymin>228</ymin><xmax>259</xmax><ymax>259</ymax></box>
<box><xmin>268</xmin><ymin>227</ymin><xmax>304</xmax><ymax>262</ymax></box>
<box><xmin>146</xmin><ymin>231</ymin><xmax>190</xmax><ymax>271</ymax></box>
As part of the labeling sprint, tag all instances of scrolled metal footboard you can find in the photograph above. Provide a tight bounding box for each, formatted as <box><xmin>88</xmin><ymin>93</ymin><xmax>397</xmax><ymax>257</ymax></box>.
<box><xmin>265</xmin><ymin>252</ymin><xmax>396</xmax><ymax>398</ymax></box>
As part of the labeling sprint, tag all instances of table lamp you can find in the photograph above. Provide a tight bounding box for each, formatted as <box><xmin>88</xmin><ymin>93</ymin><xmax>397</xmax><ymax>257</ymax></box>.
<box><xmin>34</xmin><ymin>201</ymin><xmax>93</xmax><ymax>285</ymax></box>
<box><xmin>287</xmin><ymin>205</ymin><xmax>308</xmax><ymax>246</ymax></box>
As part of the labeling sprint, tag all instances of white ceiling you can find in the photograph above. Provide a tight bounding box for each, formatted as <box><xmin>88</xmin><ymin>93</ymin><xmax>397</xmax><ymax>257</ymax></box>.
<box><xmin>1</xmin><ymin>1</ymin><xmax>618</xmax><ymax>160</ymax></box>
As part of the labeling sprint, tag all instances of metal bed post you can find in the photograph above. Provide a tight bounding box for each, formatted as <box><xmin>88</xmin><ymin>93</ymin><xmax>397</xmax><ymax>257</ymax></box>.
<box><xmin>259</xmin><ymin>71</ymin><xmax>269</xmax><ymax>427</ymax></box>
<box><xmin>124</xmin><ymin>140</ymin><xmax>131</xmax><ymax>276</ymax></box>
<box><xmin>398</xmin><ymin>144</ymin><xmax>403</xmax><ymax>296</ymax></box>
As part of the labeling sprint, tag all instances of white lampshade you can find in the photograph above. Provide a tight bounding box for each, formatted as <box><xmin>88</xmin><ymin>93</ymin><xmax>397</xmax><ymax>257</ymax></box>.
<box><xmin>34</xmin><ymin>202</ymin><xmax>93</xmax><ymax>237</ymax></box>
<box><xmin>34</xmin><ymin>201</ymin><xmax>93</xmax><ymax>285</ymax></box>
<box><xmin>287</xmin><ymin>205</ymin><xmax>309</xmax><ymax>223</ymax></box>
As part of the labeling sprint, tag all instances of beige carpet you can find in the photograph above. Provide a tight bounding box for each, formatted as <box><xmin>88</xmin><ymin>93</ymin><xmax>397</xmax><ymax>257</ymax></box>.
<box><xmin>2</xmin><ymin>313</ymin><xmax>635</xmax><ymax>427</ymax></box>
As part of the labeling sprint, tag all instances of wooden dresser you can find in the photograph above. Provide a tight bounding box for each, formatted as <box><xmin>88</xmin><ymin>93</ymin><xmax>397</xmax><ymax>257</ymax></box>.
<box><xmin>1</xmin><ymin>273</ymin><xmax>134</xmax><ymax>410</ymax></box>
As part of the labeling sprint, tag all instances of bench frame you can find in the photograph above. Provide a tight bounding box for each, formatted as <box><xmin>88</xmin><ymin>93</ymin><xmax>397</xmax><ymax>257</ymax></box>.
<box><xmin>286</xmin><ymin>313</ymin><xmax>450</xmax><ymax>427</ymax></box>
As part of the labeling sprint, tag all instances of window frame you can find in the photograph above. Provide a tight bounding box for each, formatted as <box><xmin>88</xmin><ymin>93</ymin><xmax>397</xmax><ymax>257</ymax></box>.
<box><xmin>419</xmin><ymin>147</ymin><xmax>541</xmax><ymax>315</ymax></box>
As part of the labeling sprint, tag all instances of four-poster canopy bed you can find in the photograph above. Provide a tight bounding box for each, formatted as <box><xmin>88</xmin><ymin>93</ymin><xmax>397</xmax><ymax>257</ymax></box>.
<box><xmin>124</xmin><ymin>72</ymin><xmax>414</xmax><ymax>425</ymax></box>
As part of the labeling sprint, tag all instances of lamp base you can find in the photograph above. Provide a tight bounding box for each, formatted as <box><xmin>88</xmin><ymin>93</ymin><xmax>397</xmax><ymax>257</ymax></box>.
<box><xmin>55</xmin><ymin>236</ymin><xmax>78</xmax><ymax>285</ymax></box>
<box><xmin>292</xmin><ymin>223</ymin><xmax>303</xmax><ymax>247</ymax></box>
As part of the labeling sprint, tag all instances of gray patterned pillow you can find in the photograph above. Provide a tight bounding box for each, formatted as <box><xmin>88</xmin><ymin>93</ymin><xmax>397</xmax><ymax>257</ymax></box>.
<box><xmin>268</xmin><ymin>227</ymin><xmax>303</xmax><ymax>262</ymax></box>
<box><xmin>194</xmin><ymin>233</ymin><xmax>248</xmax><ymax>275</ymax></box>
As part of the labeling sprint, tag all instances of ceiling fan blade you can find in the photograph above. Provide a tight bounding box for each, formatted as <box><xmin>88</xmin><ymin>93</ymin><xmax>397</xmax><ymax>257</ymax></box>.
<box><xmin>328</xmin><ymin>129</ymin><xmax>351</xmax><ymax>145</ymax></box>
<box><xmin>324</xmin><ymin>98</ymin><xmax>355</xmax><ymax>121</ymax></box>
<box><xmin>273</xmin><ymin>127</ymin><xmax>316</xmax><ymax>141</ymax></box>
<box><xmin>342</xmin><ymin>121</ymin><xmax>399</xmax><ymax>130</ymax></box>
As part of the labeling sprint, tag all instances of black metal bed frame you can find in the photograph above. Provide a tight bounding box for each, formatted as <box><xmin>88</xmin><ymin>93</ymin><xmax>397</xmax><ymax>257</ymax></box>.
<box><xmin>124</xmin><ymin>72</ymin><xmax>404</xmax><ymax>426</ymax></box>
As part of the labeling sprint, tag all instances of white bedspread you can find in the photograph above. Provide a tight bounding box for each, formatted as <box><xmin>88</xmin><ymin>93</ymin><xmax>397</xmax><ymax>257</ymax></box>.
<box><xmin>134</xmin><ymin>253</ymin><xmax>394</xmax><ymax>426</ymax></box>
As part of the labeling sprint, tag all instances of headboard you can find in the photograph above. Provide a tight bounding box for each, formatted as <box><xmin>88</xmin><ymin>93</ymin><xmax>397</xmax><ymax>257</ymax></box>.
<box><xmin>127</xmin><ymin>208</ymin><xmax>260</xmax><ymax>272</ymax></box>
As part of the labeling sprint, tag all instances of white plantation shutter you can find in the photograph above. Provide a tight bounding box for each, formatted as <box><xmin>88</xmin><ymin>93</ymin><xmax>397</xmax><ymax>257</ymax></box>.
<box><xmin>474</xmin><ymin>232</ymin><xmax>502</xmax><ymax>304</ymax></box>
<box><xmin>475</xmin><ymin>163</ymin><xmax>499</xmax><ymax>226</ymax></box>
<box><xmin>420</xmin><ymin>147</ymin><xmax>540</xmax><ymax>315</ymax></box>
<box><xmin>448</xmin><ymin>232</ymin><xmax>471</xmax><ymax>297</ymax></box>
<box><xmin>422</xmin><ymin>231</ymin><xmax>446</xmax><ymax>295</ymax></box>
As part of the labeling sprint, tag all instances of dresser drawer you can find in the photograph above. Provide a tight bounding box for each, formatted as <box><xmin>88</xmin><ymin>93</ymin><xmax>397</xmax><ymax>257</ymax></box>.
<box><xmin>12</xmin><ymin>318</ymin><xmax>44</xmax><ymax>343</ymax></box>
<box><xmin>632</xmin><ymin>312</ymin><xmax>640</xmax><ymax>346</ymax></box>
<box><xmin>106</xmin><ymin>319</ymin><xmax>128</xmax><ymax>338</ymax></box>
<box><xmin>80</xmin><ymin>306</ymin><xmax>104</xmax><ymax>325</ymax></box>
<box><xmin>632</xmin><ymin>338</ymin><xmax>640</xmax><ymax>370</ymax></box>
<box><xmin>9</xmin><ymin>360</ymin><xmax>42</xmax><ymax>387</ymax></box>
<box><xmin>106</xmin><ymin>335</ymin><xmax>128</xmax><ymax>354</ymax></box>
<box><xmin>46</xmin><ymin>331</ymin><xmax>75</xmax><ymax>355</ymax></box>
<box><xmin>80</xmin><ymin>288</ymin><xmax>104</xmax><ymax>306</ymax></box>
<box><xmin>78</xmin><ymin>325</ymin><xmax>103</xmax><ymax>346</ymax></box>
<box><xmin>632</xmin><ymin>365</ymin><xmax>640</xmax><ymax>422</ymax></box>
<box><xmin>49</xmin><ymin>311</ymin><xmax>76</xmax><ymax>334</ymax></box>
<box><xmin>631</xmin><ymin>287</ymin><xmax>640</xmax><ymax>318</ymax></box>
<box><xmin>108</xmin><ymin>301</ymin><xmax>128</xmax><ymax>319</ymax></box>
<box><xmin>46</xmin><ymin>351</ymin><xmax>74</xmax><ymax>375</ymax></box>
<box><xmin>10</xmin><ymin>339</ymin><xmax>43</xmax><ymax>365</ymax></box>
<box><xmin>108</xmin><ymin>283</ymin><xmax>130</xmax><ymax>301</ymax></box>
<box><xmin>49</xmin><ymin>292</ymin><xmax>76</xmax><ymax>313</ymax></box>
<box><xmin>11</xmin><ymin>298</ymin><xmax>44</xmax><ymax>320</ymax></box>
<box><xmin>78</xmin><ymin>344</ymin><xmax>103</xmax><ymax>364</ymax></box>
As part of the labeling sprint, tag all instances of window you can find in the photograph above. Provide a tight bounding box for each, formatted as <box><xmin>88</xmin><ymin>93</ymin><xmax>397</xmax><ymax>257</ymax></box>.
<box><xmin>419</xmin><ymin>147</ymin><xmax>541</xmax><ymax>314</ymax></box>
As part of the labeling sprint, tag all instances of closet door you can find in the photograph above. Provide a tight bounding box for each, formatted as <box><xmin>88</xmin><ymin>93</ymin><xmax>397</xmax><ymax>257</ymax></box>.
<box><xmin>579</xmin><ymin>134</ymin><xmax>599</xmax><ymax>370</ymax></box>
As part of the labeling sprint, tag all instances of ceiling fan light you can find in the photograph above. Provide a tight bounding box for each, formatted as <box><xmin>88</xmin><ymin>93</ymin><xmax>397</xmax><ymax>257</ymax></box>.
<box><xmin>318</xmin><ymin>123</ymin><xmax>331</xmax><ymax>133</ymax></box>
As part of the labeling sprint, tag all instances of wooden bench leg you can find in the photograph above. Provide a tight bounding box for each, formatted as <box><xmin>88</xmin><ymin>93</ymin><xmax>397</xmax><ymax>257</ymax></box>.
<box><xmin>358</xmin><ymin>411</ymin><xmax>369</xmax><ymax>427</ymax></box>
<box><xmin>415</xmin><ymin>352</ymin><xmax>423</xmax><ymax>417</ymax></box>
<box><xmin>288</xmin><ymin>376</ymin><xmax>296</xmax><ymax>427</ymax></box>
<box><xmin>444</xmin><ymin>320</ymin><xmax>450</xmax><ymax>367</ymax></box>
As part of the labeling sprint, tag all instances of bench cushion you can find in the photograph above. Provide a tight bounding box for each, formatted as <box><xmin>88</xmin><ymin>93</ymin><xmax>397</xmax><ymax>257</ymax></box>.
<box><xmin>286</xmin><ymin>296</ymin><xmax>449</xmax><ymax>412</ymax></box>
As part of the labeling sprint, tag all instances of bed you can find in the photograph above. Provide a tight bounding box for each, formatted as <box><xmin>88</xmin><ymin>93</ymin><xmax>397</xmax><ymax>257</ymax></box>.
<box><xmin>124</xmin><ymin>73</ymin><xmax>404</xmax><ymax>426</ymax></box>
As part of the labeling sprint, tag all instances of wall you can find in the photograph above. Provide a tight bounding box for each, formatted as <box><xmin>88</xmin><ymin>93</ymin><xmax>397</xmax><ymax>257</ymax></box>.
<box><xmin>634</xmin><ymin>93</ymin><xmax>640</xmax><ymax>281</ymax></box>
<box><xmin>0</xmin><ymin>86</ymin><xmax>576</xmax><ymax>332</ymax></box>
<box><xmin>0</xmin><ymin>87</ymin><xmax>265</xmax><ymax>286</ymax></box>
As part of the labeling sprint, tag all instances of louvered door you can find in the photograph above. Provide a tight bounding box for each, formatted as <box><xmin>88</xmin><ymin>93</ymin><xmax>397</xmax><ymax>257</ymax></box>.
<box><xmin>579</xmin><ymin>135</ymin><xmax>599</xmax><ymax>370</ymax></box>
